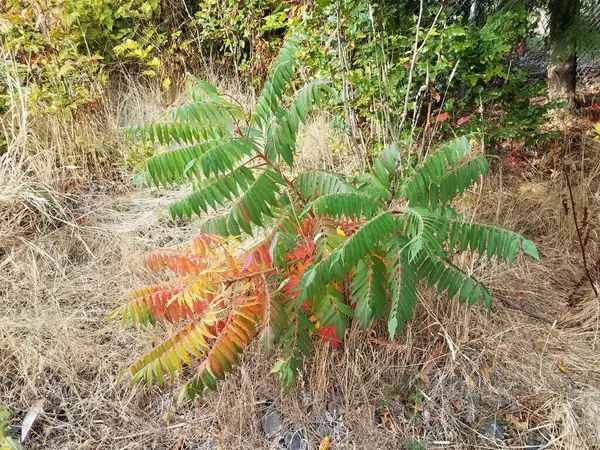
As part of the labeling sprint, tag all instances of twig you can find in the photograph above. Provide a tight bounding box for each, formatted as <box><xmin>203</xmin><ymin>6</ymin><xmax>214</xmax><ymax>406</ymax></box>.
<box><xmin>398</xmin><ymin>0</ymin><xmax>424</xmax><ymax>135</ymax></box>
<box><xmin>564</xmin><ymin>168</ymin><xmax>598</xmax><ymax>299</ymax></box>
<box><xmin>498</xmin><ymin>299</ymin><xmax>554</xmax><ymax>325</ymax></box>
<box><xmin>568</xmin><ymin>256</ymin><xmax>600</xmax><ymax>306</ymax></box>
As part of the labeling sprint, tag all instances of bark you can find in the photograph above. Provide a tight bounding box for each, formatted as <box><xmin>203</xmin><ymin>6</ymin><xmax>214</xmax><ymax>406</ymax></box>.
<box><xmin>547</xmin><ymin>0</ymin><xmax>580</xmax><ymax>104</ymax></box>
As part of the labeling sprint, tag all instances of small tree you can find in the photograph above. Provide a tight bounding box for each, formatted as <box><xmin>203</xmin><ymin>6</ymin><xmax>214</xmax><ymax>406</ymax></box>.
<box><xmin>112</xmin><ymin>37</ymin><xmax>540</xmax><ymax>400</ymax></box>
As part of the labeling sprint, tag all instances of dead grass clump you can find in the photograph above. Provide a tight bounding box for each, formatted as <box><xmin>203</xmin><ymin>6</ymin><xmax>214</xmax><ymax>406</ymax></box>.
<box><xmin>3</xmin><ymin>152</ymin><xmax>600</xmax><ymax>447</ymax></box>
<box><xmin>296</xmin><ymin>114</ymin><xmax>360</xmax><ymax>173</ymax></box>
<box><xmin>3</xmin><ymin>80</ymin><xmax>600</xmax><ymax>448</ymax></box>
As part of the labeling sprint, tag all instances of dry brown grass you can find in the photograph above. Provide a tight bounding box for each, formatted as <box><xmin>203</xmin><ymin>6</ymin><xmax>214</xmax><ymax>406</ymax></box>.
<box><xmin>2</xmin><ymin>84</ymin><xmax>600</xmax><ymax>449</ymax></box>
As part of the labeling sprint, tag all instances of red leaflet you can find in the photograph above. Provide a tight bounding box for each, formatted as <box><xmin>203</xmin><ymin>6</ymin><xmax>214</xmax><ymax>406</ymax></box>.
<box><xmin>436</xmin><ymin>112</ymin><xmax>450</xmax><ymax>123</ymax></box>
<box><xmin>456</xmin><ymin>115</ymin><xmax>471</xmax><ymax>126</ymax></box>
<box><xmin>318</xmin><ymin>325</ymin><xmax>341</xmax><ymax>348</ymax></box>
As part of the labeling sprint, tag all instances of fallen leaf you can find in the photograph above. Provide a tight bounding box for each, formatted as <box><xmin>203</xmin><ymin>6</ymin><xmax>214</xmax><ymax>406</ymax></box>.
<box><xmin>368</xmin><ymin>336</ymin><xmax>407</xmax><ymax>351</ymax></box>
<box><xmin>456</xmin><ymin>115</ymin><xmax>471</xmax><ymax>126</ymax></box>
<box><xmin>506</xmin><ymin>413</ymin><xmax>528</xmax><ymax>430</ymax></box>
<box><xmin>378</xmin><ymin>409</ymin><xmax>395</xmax><ymax>432</ymax></box>
<box><xmin>465</xmin><ymin>374</ymin><xmax>476</xmax><ymax>390</ymax></box>
<box><xmin>480</xmin><ymin>366</ymin><xmax>491</xmax><ymax>384</ymax></box>
<box><xmin>318</xmin><ymin>436</ymin><xmax>331</xmax><ymax>450</ymax></box>
<box><xmin>557</xmin><ymin>360</ymin><xmax>568</xmax><ymax>374</ymax></box>
<box><xmin>450</xmin><ymin>398</ymin><xmax>462</xmax><ymax>412</ymax></box>
<box><xmin>420</xmin><ymin>341</ymin><xmax>444</xmax><ymax>386</ymax></box>
<box><xmin>21</xmin><ymin>399</ymin><xmax>44</xmax><ymax>444</ymax></box>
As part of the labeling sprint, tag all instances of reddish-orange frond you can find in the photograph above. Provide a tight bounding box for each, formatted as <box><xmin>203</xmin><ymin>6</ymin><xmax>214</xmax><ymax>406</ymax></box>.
<box><xmin>144</xmin><ymin>250</ymin><xmax>206</xmax><ymax>276</ymax></box>
<box><xmin>182</xmin><ymin>295</ymin><xmax>262</xmax><ymax>397</ymax></box>
<box><xmin>119</xmin><ymin>233</ymin><xmax>274</xmax><ymax>397</ymax></box>
<box><xmin>120</xmin><ymin>277</ymin><xmax>217</xmax><ymax>324</ymax></box>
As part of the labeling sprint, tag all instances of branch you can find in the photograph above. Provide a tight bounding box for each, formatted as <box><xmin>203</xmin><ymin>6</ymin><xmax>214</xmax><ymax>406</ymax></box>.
<box><xmin>565</xmin><ymin>168</ymin><xmax>598</xmax><ymax>300</ymax></box>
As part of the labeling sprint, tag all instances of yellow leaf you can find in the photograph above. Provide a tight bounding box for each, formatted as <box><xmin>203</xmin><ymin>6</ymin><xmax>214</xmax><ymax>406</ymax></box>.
<box><xmin>558</xmin><ymin>360</ymin><xmax>568</xmax><ymax>374</ymax></box>
<box><xmin>336</xmin><ymin>227</ymin><xmax>345</xmax><ymax>237</ymax></box>
<box><xmin>318</xmin><ymin>436</ymin><xmax>331</xmax><ymax>450</ymax></box>
<box><xmin>465</xmin><ymin>374</ymin><xmax>476</xmax><ymax>390</ymax></box>
<box><xmin>309</xmin><ymin>315</ymin><xmax>321</xmax><ymax>328</ymax></box>
<box><xmin>506</xmin><ymin>413</ymin><xmax>528</xmax><ymax>430</ymax></box>
<box><xmin>480</xmin><ymin>366</ymin><xmax>491</xmax><ymax>384</ymax></box>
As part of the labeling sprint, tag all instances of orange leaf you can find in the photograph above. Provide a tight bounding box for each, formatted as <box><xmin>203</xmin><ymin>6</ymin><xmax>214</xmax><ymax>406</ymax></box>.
<box><xmin>506</xmin><ymin>413</ymin><xmax>528</xmax><ymax>430</ymax></box>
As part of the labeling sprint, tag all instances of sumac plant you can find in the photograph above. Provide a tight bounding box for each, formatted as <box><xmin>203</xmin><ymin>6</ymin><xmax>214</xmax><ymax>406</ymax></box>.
<box><xmin>113</xmin><ymin>37</ymin><xmax>540</xmax><ymax>400</ymax></box>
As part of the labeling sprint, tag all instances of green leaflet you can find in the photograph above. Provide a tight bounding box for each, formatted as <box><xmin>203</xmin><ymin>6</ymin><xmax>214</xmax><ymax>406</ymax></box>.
<box><xmin>447</xmin><ymin>219</ymin><xmax>527</xmax><ymax>263</ymax></box>
<box><xmin>268</xmin><ymin>79</ymin><xmax>331</xmax><ymax>166</ymax></box>
<box><xmin>387</xmin><ymin>237</ymin><xmax>417</xmax><ymax>339</ymax></box>
<box><xmin>416</xmin><ymin>256</ymin><xmax>492</xmax><ymax>310</ymax></box>
<box><xmin>169</xmin><ymin>165</ymin><xmax>256</xmax><ymax>219</ymax></box>
<box><xmin>311</xmin><ymin>192</ymin><xmax>381</xmax><ymax>220</ymax></box>
<box><xmin>295</xmin><ymin>170</ymin><xmax>354</xmax><ymax>201</ymax></box>
<box><xmin>351</xmin><ymin>254</ymin><xmax>388</xmax><ymax>329</ymax></box>
<box><xmin>253</xmin><ymin>38</ymin><xmax>302</xmax><ymax>129</ymax></box>
<box><xmin>200</xmin><ymin>169</ymin><xmax>285</xmax><ymax>236</ymax></box>
<box><xmin>146</xmin><ymin>137</ymin><xmax>256</xmax><ymax>187</ymax></box>
<box><xmin>521</xmin><ymin>239</ymin><xmax>540</xmax><ymax>260</ymax></box>
<box><xmin>299</xmin><ymin>211</ymin><xmax>397</xmax><ymax>306</ymax></box>
<box><xmin>315</xmin><ymin>283</ymin><xmax>353</xmax><ymax>338</ymax></box>
<box><xmin>402</xmin><ymin>137</ymin><xmax>489</xmax><ymax>209</ymax></box>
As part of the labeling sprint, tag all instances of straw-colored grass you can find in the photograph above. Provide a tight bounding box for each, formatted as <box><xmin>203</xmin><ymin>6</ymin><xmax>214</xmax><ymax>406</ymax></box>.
<box><xmin>2</xmin><ymin>78</ymin><xmax>600</xmax><ymax>449</ymax></box>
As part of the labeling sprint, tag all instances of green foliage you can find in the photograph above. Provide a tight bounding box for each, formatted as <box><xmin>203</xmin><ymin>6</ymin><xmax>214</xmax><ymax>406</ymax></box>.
<box><xmin>288</xmin><ymin>0</ymin><xmax>557</xmax><ymax>146</ymax></box>
<box><xmin>192</xmin><ymin>0</ymin><xmax>294</xmax><ymax>84</ymax></box>
<box><xmin>120</xmin><ymin>37</ymin><xmax>539</xmax><ymax>398</ymax></box>
<box><xmin>0</xmin><ymin>407</ymin><xmax>19</xmax><ymax>450</ymax></box>
<box><xmin>0</xmin><ymin>0</ymin><xmax>186</xmax><ymax>115</ymax></box>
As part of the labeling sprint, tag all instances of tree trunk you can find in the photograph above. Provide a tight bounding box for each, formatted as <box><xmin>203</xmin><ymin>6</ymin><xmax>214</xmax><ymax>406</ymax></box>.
<box><xmin>547</xmin><ymin>0</ymin><xmax>580</xmax><ymax>104</ymax></box>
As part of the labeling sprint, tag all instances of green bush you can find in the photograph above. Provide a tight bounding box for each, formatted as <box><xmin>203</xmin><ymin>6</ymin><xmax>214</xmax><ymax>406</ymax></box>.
<box><xmin>0</xmin><ymin>0</ymin><xmax>184</xmax><ymax>115</ymax></box>
<box><xmin>0</xmin><ymin>407</ymin><xmax>18</xmax><ymax>450</ymax></box>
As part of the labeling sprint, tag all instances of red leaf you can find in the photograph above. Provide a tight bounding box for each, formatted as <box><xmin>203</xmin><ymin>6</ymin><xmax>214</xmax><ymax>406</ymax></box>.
<box><xmin>318</xmin><ymin>325</ymin><xmax>341</xmax><ymax>348</ymax></box>
<box><xmin>436</xmin><ymin>112</ymin><xmax>450</xmax><ymax>123</ymax></box>
<box><xmin>456</xmin><ymin>115</ymin><xmax>471</xmax><ymax>126</ymax></box>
